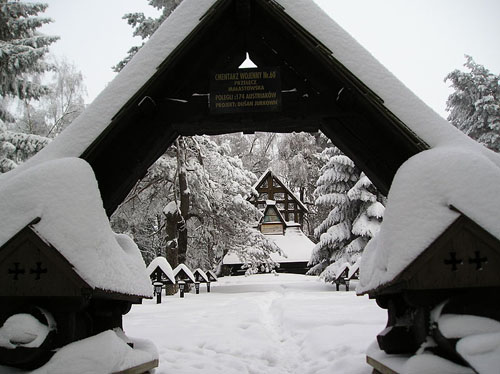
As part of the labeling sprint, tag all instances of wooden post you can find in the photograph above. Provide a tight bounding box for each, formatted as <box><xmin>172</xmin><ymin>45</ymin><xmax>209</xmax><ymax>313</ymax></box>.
<box><xmin>178</xmin><ymin>281</ymin><xmax>185</xmax><ymax>298</ymax></box>
<box><xmin>153</xmin><ymin>282</ymin><xmax>163</xmax><ymax>304</ymax></box>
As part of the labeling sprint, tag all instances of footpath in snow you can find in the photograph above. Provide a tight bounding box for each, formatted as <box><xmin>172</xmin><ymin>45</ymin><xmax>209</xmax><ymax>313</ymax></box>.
<box><xmin>124</xmin><ymin>274</ymin><xmax>386</xmax><ymax>374</ymax></box>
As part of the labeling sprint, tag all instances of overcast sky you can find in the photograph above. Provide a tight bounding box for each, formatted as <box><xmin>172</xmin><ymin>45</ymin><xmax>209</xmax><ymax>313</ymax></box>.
<box><xmin>40</xmin><ymin>0</ymin><xmax>500</xmax><ymax>119</ymax></box>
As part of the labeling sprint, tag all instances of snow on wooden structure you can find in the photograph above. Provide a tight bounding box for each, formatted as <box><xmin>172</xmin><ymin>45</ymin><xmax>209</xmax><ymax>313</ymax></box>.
<box><xmin>347</xmin><ymin>258</ymin><xmax>361</xmax><ymax>281</ymax></box>
<box><xmin>147</xmin><ymin>256</ymin><xmax>176</xmax><ymax>285</ymax></box>
<box><xmin>321</xmin><ymin>261</ymin><xmax>350</xmax><ymax>291</ymax></box>
<box><xmin>172</xmin><ymin>264</ymin><xmax>196</xmax><ymax>283</ymax></box>
<box><xmin>206</xmin><ymin>270</ymin><xmax>218</xmax><ymax>282</ymax></box>
<box><xmin>248</xmin><ymin>169</ymin><xmax>308</xmax><ymax>227</ymax></box>
<box><xmin>0</xmin><ymin>158</ymin><xmax>155</xmax><ymax>371</ymax></box>
<box><xmin>7</xmin><ymin>0</ymin><xmax>497</xmax><ymax>219</ymax></box>
<box><xmin>193</xmin><ymin>268</ymin><xmax>212</xmax><ymax>292</ymax></box>
<box><xmin>224</xmin><ymin>170</ymin><xmax>315</xmax><ymax>274</ymax></box>
<box><xmin>357</xmin><ymin>147</ymin><xmax>500</xmax><ymax>372</ymax></box>
<box><xmin>0</xmin><ymin>0</ymin><xmax>499</xmax><ymax>371</ymax></box>
<box><xmin>260</xmin><ymin>200</ymin><xmax>287</xmax><ymax>235</ymax></box>
<box><xmin>193</xmin><ymin>268</ymin><xmax>209</xmax><ymax>283</ymax></box>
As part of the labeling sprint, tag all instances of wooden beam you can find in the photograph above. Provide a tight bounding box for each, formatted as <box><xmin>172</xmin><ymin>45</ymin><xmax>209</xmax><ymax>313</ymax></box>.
<box><xmin>112</xmin><ymin>359</ymin><xmax>159</xmax><ymax>374</ymax></box>
<box><xmin>366</xmin><ymin>356</ymin><xmax>400</xmax><ymax>374</ymax></box>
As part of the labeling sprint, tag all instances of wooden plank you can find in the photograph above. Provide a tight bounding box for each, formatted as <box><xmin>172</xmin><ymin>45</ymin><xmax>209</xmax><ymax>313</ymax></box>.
<box><xmin>366</xmin><ymin>356</ymin><xmax>400</xmax><ymax>374</ymax></box>
<box><xmin>112</xmin><ymin>359</ymin><xmax>159</xmax><ymax>374</ymax></box>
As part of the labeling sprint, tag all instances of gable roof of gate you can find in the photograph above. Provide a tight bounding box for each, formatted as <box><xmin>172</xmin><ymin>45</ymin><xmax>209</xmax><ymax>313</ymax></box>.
<box><xmin>3</xmin><ymin>0</ymin><xmax>498</xmax><ymax>217</ymax></box>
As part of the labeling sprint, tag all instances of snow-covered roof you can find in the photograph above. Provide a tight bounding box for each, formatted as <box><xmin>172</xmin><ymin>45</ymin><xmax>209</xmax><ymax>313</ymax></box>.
<box><xmin>173</xmin><ymin>263</ymin><xmax>196</xmax><ymax>283</ymax></box>
<box><xmin>0</xmin><ymin>157</ymin><xmax>152</xmax><ymax>298</ymax></box>
<box><xmin>206</xmin><ymin>270</ymin><xmax>218</xmax><ymax>281</ymax></box>
<box><xmin>147</xmin><ymin>256</ymin><xmax>176</xmax><ymax>284</ymax></box>
<box><xmin>2</xmin><ymin>0</ymin><xmax>495</xmax><ymax>181</ymax></box>
<box><xmin>0</xmin><ymin>0</ymin><xmax>496</xmax><ymax>183</ymax></box>
<box><xmin>1</xmin><ymin>0</ymin><xmax>498</xmax><ymax>295</ymax></box>
<box><xmin>357</xmin><ymin>147</ymin><xmax>500</xmax><ymax>294</ymax></box>
<box><xmin>224</xmin><ymin>226</ymin><xmax>314</xmax><ymax>264</ymax></box>
<box><xmin>348</xmin><ymin>257</ymin><xmax>361</xmax><ymax>280</ymax></box>
<box><xmin>0</xmin><ymin>0</ymin><xmax>218</xmax><ymax>182</ymax></box>
<box><xmin>193</xmin><ymin>268</ymin><xmax>209</xmax><ymax>282</ymax></box>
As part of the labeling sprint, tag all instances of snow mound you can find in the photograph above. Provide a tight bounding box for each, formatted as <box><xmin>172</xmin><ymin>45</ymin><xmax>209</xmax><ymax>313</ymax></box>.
<box><xmin>0</xmin><ymin>310</ymin><xmax>55</xmax><ymax>349</ymax></box>
<box><xmin>457</xmin><ymin>332</ymin><xmax>500</xmax><ymax>374</ymax></box>
<box><xmin>30</xmin><ymin>329</ymin><xmax>157</xmax><ymax>374</ymax></box>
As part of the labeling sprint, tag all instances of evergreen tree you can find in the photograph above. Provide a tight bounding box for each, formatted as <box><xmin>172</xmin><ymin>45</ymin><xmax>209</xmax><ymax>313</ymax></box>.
<box><xmin>113</xmin><ymin>0</ymin><xmax>183</xmax><ymax>72</ymax></box>
<box><xmin>0</xmin><ymin>128</ymin><xmax>49</xmax><ymax>172</ymax></box>
<box><xmin>345</xmin><ymin>173</ymin><xmax>384</xmax><ymax>258</ymax></box>
<box><xmin>307</xmin><ymin>146</ymin><xmax>359</xmax><ymax>275</ymax></box>
<box><xmin>0</xmin><ymin>0</ymin><xmax>58</xmax><ymax>119</ymax></box>
<box><xmin>445</xmin><ymin>55</ymin><xmax>500</xmax><ymax>152</ymax></box>
<box><xmin>307</xmin><ymin>148</ymin><xmax>385</xmax><ymax>279</ymax></box>
<box><xmin>0</xmin><ymin>1</ymin><xmax>58</xmax><ymax>173</ymax></box>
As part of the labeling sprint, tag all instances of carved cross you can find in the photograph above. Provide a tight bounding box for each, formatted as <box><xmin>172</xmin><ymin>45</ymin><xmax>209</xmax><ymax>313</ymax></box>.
<box><xmin>444</xmin><ymin>252</ymin><xmax>463</xmax><ymax>271</ymax></box>
<box><xmin>30</xmin><ymin>261</ymin><xmax>48</xmax><ymax>280</ymax></box>
<box><xmin>8</xmin><ymin>262</ymin><xmax>25</xmax><ymax>280</ymax></box>
<box><xmin>468</xmin><ymin>251</ymin><xmax>488</xmax><ymax>271</ymax></box>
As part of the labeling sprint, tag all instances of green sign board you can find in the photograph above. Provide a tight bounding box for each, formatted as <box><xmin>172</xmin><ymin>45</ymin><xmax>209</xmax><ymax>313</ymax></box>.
<box><xmin>210</xmin><ymin>67</ymin><xmax>281</xmax><ymax>114</ymax></box>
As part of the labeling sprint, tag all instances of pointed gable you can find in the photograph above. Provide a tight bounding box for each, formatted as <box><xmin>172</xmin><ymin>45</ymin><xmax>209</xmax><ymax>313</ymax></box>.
<box><xmin>260</xmin><ymin>201</ymin><xmax>286</xmax><ymax>235</ymax></box>
<box><xmin>4</xmin><ymin>0</ymin><xmax>496</xmax><ymax>218</ymax></box>
<box><xmin>250</xmin><ymin>170</ymin><xmax>307</xmax><ymax>225</ymax></box>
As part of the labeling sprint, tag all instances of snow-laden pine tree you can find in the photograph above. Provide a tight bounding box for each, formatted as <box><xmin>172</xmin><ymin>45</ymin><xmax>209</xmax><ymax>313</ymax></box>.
<box><xmin>113</xmin><ymin>0</ymin><xmax>183</xmax><ymax>72</ymax></box>
<box><xmin>345</xmin><ymin>173</ymin><xmax>384</xmax><ymax>258</ymax></box>
<box><xmin>0</xmin><ymin>1</ymin><xmax>58</xmax><ymax>119</ymax></box>
<box><xmin>307</xmin><ymin>146</ymin><xmax>359</xmax><ymax>275</ymax></box>
<box><xmin>308</xmin><ymin>149</ymin><xmax>385</xmax><ymax>281</ymax></box>
<box><xmin>445</xmin><ymin>55</ymin><xmax>500</xmax><ymax>152</ymax></box>
<box><xmin>0</xmin><ymin>128</ymin><xmax>50</xmax><ymax>172</ymax></box>
<box><xmin>0</xmin><ymin>1</ymin><xmax>58</xmax><ymax>172</ymax></box>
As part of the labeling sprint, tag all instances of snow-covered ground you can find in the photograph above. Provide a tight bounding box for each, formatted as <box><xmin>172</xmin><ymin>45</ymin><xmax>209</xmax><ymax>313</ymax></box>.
<box><xmin>124</xmin><ymin>273</ymin><xmax>386</xmax><ymax>374</ymax></box>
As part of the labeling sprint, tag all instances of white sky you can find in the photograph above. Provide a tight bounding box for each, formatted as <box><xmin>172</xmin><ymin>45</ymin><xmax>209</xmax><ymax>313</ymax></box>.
<box><xmin>40</xmin><ymin>0</ymin><xmax>500</xmax><ymax>119</ymax></box>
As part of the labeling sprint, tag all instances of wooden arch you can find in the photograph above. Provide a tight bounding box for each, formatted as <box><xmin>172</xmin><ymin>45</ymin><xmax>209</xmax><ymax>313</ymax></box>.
<box><xmin>81</xmin><ymin>0</ymin><xmax>428</xmax><ymax>216</ymax></box>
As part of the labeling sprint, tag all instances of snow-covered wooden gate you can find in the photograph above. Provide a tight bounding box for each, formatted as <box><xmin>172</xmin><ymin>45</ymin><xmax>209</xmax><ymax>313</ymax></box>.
<box><xmin>2</xmin><ymin>0</ymin><xmax>500</xmax><ymax>373</ymax></box>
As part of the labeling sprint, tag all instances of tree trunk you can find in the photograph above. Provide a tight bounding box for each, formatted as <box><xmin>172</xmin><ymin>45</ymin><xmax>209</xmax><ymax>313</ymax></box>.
<box><xmin>164</xmin><ymin>209</ymin><xmax>179</xmax><ymax>269</ymax></box>
<box><xmin>176</xmin><ymin>138</ymin><xmax>190</xmax><ymax>264</ymax></box>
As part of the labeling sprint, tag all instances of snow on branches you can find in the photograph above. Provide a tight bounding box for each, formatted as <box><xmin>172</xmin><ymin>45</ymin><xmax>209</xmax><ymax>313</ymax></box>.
<box><xmin>0</xmin><ymin>129</ymin><xmax>50</xmax><ymax>172</ymax></box>
<box><xmin>0</xmin><ymin>1</ymin><xmax>59</xmax><ymax>103</ymax></box>
<box><xmin>308</xmin><ymin>146</ymin><xmax>385</xmax><ymax>279</ymax></box>
<box><xmin>445</xmin><ymin>55</ymin><xmax>500</xmax><ymax>152</ymax></box>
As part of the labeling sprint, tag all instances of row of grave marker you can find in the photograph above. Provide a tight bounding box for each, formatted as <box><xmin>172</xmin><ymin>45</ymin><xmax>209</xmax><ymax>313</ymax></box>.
<box><xmin>147</xmin><ymin>257</ymin><xmax>217</xmax><ymax>302</ymax></box>
<box><xmin>329</xmin><ymin>260</ymin><xmax>360</xmax><ymax>291</ymax></box>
